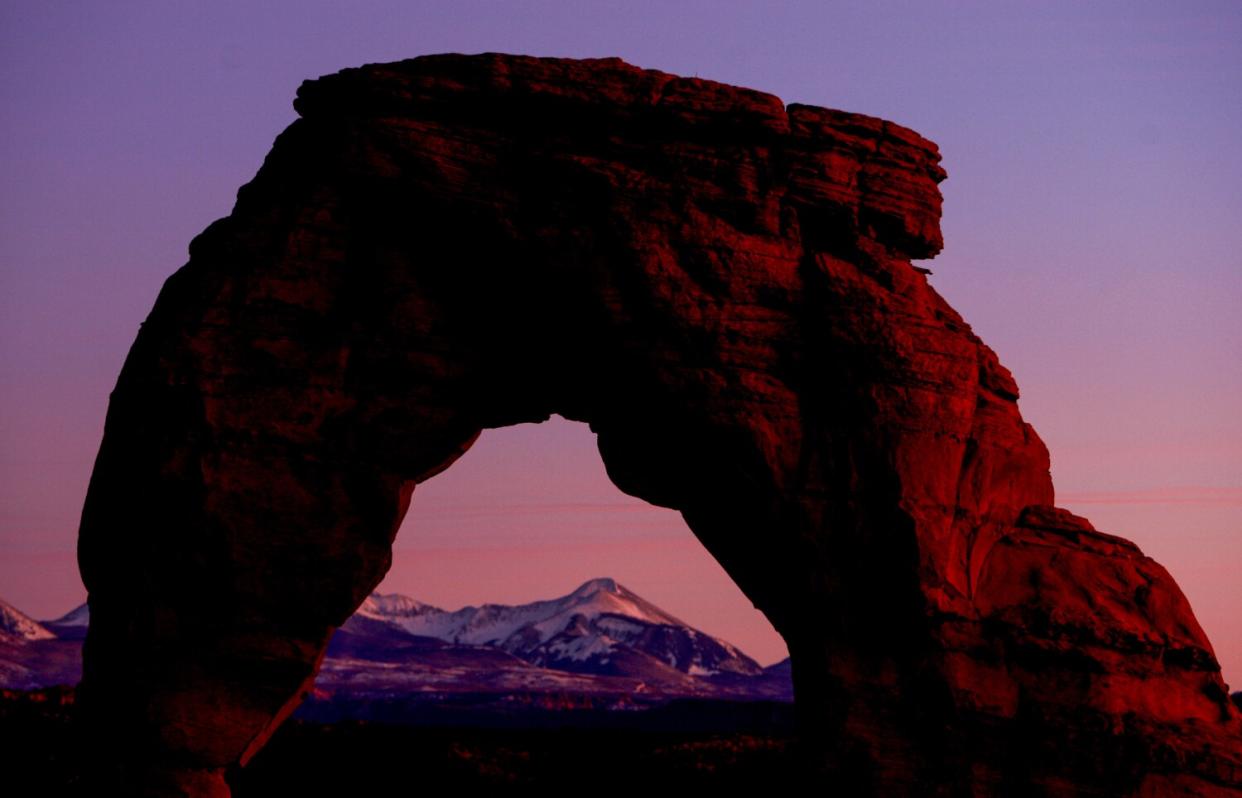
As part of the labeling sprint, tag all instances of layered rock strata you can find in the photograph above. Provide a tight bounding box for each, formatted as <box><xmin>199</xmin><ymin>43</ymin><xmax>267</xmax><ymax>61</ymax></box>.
<box><xmin>76</xmin><ymin>54</ymin><xmax>1241</xmax><ymax>795</ymax></box>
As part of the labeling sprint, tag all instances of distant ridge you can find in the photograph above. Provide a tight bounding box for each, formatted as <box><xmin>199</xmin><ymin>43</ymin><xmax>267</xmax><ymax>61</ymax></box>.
<box><xmin>0</xmin><ymin>581</ymin><xmax>792</xmax><ymax>709</ymax></box>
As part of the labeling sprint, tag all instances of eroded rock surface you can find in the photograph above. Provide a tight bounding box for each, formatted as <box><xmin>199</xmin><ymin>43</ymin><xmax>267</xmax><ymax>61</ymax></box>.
<box><xmin>76</xmin><ymin>54</ymin><xmax>1241</xmax><ymax>795</ymax></box>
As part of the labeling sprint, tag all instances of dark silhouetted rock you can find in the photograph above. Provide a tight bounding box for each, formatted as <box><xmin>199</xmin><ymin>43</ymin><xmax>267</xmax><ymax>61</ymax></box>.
<box><xmin>75</xmin><ymin>54</ymin><xmax>1241</xmax><ymax>795</ymax></box>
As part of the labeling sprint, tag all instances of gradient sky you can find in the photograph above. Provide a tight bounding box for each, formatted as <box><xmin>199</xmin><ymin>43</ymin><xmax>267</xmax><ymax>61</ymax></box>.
<box><xmin>1</xmin><ymin>2</ymin><xmax>1238</xmax><ymax>673</ymax></box>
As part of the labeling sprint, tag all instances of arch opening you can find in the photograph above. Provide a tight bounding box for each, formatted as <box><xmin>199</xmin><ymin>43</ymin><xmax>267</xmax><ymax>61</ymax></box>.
<box><xmin>383</xmin><ymin>415</ymin><xmax>789</xmax><ymax>669</ymax></box>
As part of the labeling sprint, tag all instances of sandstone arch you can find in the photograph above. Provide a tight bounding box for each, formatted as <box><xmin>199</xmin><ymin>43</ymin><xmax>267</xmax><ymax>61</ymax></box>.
<box><xmin>77</xmin><ymin>54</ymin><xmax>1240</xmax><ymax>795</ymax></box>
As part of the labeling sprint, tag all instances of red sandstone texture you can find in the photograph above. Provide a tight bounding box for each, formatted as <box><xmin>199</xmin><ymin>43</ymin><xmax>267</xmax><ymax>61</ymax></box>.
<box><xmin>76</xmin><ymin>54</ymin><xmax>1241</xmax><ymax>795</ymax></box>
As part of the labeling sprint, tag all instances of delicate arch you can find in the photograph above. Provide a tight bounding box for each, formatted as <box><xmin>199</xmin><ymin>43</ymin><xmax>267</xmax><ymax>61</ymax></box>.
<box><xmin>77</xmin><ymin>54</ymin><xmax>1239</xmax><ymax>795</ymax></box>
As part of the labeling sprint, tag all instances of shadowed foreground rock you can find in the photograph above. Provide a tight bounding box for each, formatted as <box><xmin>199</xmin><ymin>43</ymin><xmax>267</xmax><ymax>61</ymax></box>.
<box><xmin>76</xmin><ymin>54</ymin><xmax>1241</xmax><ymax>795</ymax></box>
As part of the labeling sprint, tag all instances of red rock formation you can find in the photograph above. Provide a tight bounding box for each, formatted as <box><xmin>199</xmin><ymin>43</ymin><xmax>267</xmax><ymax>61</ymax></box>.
<box><xmin>76</xmin><ymin>54</ymin><xmax>1241</xmax><ymax>795</ymax></box>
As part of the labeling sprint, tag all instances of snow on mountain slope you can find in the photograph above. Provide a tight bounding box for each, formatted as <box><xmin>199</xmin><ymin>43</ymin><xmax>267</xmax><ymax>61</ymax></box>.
<box><xmin>363</xmin><ymin>577</ymin><xmax>682</xmax><ymax>646</ymax></box>
<box><xmin>357</xmin><ymin>593</ymin><xmax>429</xmax><ymax>619</ymax></box>
<box><xmin>359</xmin><ymin>578</ymin><xmax>763</xmax><ymax>679</ymax></box>
<box><xmin>0</xmin><ymin>598</ymin><xmax>54</xmax><ymax>641</ymax></box>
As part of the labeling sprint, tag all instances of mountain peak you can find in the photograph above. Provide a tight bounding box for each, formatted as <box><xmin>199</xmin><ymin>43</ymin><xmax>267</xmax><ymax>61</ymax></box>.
<box><xmin>358</xmin><ymin>592</ymin><xmax>435</xmax><ymax>619</ymax></box>
<box><xmin>0</xmin><ymin>597</ymin><xmax>55</xmax><ymax>641</ymax></box>
<box><xmin>570</xmin><ymin>577</ymin><xmax>620</xmax><ymax>597</ymax></box>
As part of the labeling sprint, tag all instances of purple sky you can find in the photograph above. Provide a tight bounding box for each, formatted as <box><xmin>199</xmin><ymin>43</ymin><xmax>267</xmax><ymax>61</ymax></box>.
<box><xmin>1</xmin><ymin>2</ymin><xmax>1239</xmax><ymax>672</ymax></box>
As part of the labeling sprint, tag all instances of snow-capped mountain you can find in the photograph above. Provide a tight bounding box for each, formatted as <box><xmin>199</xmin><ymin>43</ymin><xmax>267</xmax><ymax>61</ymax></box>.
<box><xmin>353</xmin><ymin>577</ymin><xmax>764</xmax><ymax>680</ymax></box>
<box><xmin>0</xmin><ymin>598</ymin><xmax>54</xmax><ymax>641</ymax></box>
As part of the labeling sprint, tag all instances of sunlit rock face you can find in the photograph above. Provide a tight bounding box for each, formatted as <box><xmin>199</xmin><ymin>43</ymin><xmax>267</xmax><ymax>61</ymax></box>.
<box><xmin>76</xmin><ymin>54</ymin><xmax>1240</xmax><ymax>796</ymax></box>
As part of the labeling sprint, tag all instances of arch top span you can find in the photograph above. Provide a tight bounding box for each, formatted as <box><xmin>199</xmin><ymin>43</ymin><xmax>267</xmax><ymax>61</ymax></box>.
<box><xmin>77</xmin><ymin>54</ymin><xmax>1239</xmax><ymax>795</ymax></box>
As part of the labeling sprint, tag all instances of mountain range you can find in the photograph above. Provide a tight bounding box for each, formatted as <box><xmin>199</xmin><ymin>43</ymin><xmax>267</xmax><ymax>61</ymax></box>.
<box><xmin>0</xmin><ymin>579</ymin><xmax>791</xmax><ymax>714</ymax></box>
